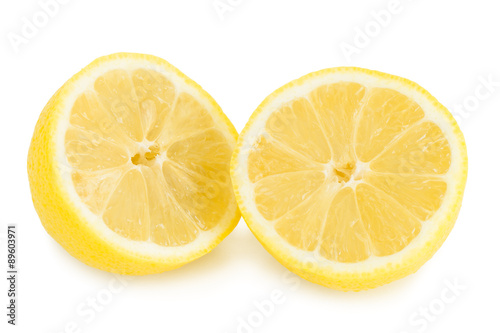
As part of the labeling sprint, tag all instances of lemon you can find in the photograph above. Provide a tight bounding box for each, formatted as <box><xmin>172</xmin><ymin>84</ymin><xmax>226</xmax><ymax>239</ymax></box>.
<box><xmin>231</xmin><ymin>67</ymin><xmax>467</xmax><ymax>291</ymax></box>
<box><xmin>28</xmin><ymin>53</ymin><xmax>240</xmax><ymax>275</ymax></box>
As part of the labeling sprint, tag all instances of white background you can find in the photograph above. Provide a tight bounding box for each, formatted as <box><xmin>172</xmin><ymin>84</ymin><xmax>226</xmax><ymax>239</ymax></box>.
<box><xmin>1</xmin><ymin>0</ymin><xmax>499</xmax><ymax>332</ymax></box>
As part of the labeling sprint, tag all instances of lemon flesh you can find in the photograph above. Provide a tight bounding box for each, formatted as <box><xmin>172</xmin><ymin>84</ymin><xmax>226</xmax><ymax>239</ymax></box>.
<box><xmin>231</xmin><ymin>68</ymin><xmax>467</xmax><ymax>291</ymax></box>
<box><xmin>28</xmin><ymin>53</ymin><xmax>240</xmax><ymax>274</ymax></box>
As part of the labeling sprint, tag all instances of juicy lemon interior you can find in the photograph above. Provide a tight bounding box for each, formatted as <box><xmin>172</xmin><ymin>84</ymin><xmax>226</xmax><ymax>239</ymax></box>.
<box><xmin>248</xmin><ymin>83</ymin><xmax>451</xmax><ymax>263</ymax></box>
<box><xmin>65</xmin><ymin>69</ymin><xmax>233</xmax><ymax>247</ymax></box>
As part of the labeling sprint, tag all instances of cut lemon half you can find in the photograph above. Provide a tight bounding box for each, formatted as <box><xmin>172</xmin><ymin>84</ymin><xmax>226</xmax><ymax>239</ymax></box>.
<box><xmin>28</xmin><ymin>53</ymin><xmax>240</xmax><ymax>275</ymax></box>
<box><xmin>231</xmin><ymin>67</ymin><xmax>467</xmax><ymax>291</ymax></box>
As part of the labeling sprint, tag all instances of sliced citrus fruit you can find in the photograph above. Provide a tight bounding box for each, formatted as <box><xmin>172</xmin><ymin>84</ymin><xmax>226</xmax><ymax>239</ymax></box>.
<box><xmin>231</xmin><ymin>67</ymin><xmax>467</xmax><ymax>291</ymax></box>
<box><xmin>28</xmin><ymin>53</ymin><xmax>240</xmax><ymax>274</ymax></box>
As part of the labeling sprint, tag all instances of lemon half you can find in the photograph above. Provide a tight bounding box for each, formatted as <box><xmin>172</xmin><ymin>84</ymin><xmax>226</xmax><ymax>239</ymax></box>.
<box><xmin>28</xmin><ymin>53</ymin><xmax>240</xmax><ymax>275</ymax></box>
<box><xmin>231</xmin><ymin>67</ymin><xmax>467</xmax><ymax>291</ymax></box>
